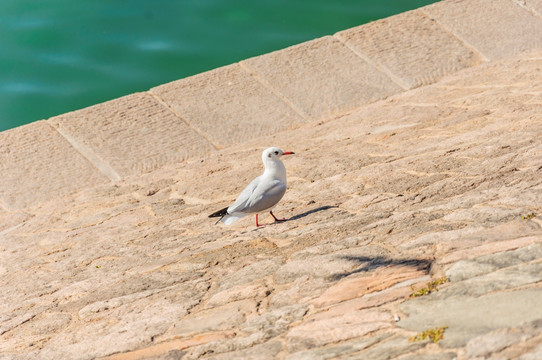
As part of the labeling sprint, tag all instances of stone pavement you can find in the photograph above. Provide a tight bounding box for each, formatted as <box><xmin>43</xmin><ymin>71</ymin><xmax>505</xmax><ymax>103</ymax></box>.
<box><xmin>2</xmin><ymin>0</ymin><xmax>542</xmax><ymax>359</ymax></box>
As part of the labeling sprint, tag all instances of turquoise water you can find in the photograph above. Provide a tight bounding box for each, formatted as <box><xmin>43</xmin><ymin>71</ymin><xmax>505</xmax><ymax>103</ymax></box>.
<box><xmin>1</xmin><ymin>0</ymin><xmax>437</xmax><ymax>132</ymax></box>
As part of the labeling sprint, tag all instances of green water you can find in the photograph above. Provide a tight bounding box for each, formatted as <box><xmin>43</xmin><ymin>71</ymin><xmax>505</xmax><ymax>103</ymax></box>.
<box><xmin>1</xmin><ymin>0</ymin><xmax>438</xmax><ymax>132</ymax></box>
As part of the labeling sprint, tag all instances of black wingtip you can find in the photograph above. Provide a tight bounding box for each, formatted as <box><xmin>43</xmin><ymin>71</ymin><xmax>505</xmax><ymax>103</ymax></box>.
<box><xmin>209</xmin><ymin>207</ymin><xmax>229</xmax><ymax>218</ymax></box>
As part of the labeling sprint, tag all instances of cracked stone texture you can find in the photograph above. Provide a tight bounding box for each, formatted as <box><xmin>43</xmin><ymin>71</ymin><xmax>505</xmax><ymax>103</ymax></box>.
<box><xmin>48</xmin><ymin>92</ymin><xmax>216</xmax><ymax>178</ymax></box>
<box><xmin>0</xmin><ymin>121</ymin><xmax>109</xmax><ymax>210</ymax></box>
<box><xmin>150</xmin><ymin>64</ymin><xmax>306</xmax><ymax>148</ymax></box>
<box><xmin>335</xmin><ymin>10</ymin><xmax>482</xmax><ymax>89</ymax></box>
<box><xmin>522</xmin><ymin>0</ymin><xmax>542</xmax><ymax>16</ymax></box>
<box><xmin>423</xmin><ymin>0</ymin><xmax>542</xmax><ymax>60</ymax></box>
<box><xmin>2</xmin><ymin>49</ymin><xmax>542</xmax><ymax>360</ymax></box>
<box><xmin>241</xmin><ymin>36</ymin><xmax>403</xmax><ymax>120</ymax></box>
<box><xmin>465</xmin><ymin>319</ymin><xmax>542</xmax><ymax>359</ymax></box>
<box><xmin>2</xmin><ymin>1</ymin><xmax>542</xmax><ymax>359</ymax></box>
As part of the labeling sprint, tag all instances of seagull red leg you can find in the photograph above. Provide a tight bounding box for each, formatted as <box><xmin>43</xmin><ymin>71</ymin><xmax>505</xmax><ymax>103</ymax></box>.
<box><xmin>255</xmin><ymin>214</ymin><xmax>265</xmax><ymax>227</ymax></box>
<box><xmin>270</xmin><ymin>211</ymin><xmax>286</xmax><ymax>222</ymax></box>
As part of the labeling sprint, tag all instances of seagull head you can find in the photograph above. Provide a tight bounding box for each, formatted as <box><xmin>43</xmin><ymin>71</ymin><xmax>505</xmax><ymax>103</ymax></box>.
<box><xmin>263</xmin><ymin>147</ymin><xmax>295</xmax><ymax>162</ymax></box>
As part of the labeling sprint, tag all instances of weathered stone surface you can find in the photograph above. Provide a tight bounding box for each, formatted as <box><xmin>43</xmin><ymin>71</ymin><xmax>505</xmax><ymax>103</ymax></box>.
<box><xmin>101</xmin><ymin>332</ymin><xmax>234</xmax><ymax>360</ymax></box>
<box><xmin>0</xmin><ymin>210</ymin><xmax>30</xmax><ymax>234</ymax></box>
<box><xmin>182</xmin><ymin>307</ymin><xmax>307</xmax><ymax>358</ymax></box>
<box><xmin>400</xmin><ymin>221</ymin><xmax>541</xmax><ymax>252</ymax></box>
<box><xmin>400</xmin><ymin>353</ymin><xmax>457</xmax><ymax>360</ymax></box>
<box><xmin>466</xmin><ymin>319</ymin><xmax>542</xmax><ymax>359</ymax></box>
<box><xmin>286</xmin><ymin>335</ymin><xmax>390</xmax><ymax>360</ymax></box>
<box><xmin>286</xmin><ymin>309</ymin><xmax>392</xmax><ymax>351</ymax></box>
<box><xmin>520</xmin><ymin>343</ymin><xmax>542</xmax><ymax>360</ymax></box>
<box><xmin>445</xmin><ymin>243</ymin><xmax>542</xmax><ymax>282</ymax></box>
<box><xmin>311</xmin><ymin>276</ymin><xmax>428</xmax><ymax>320</ymax></box>
<box><xmin>218</xmin><ymin>259</ymin><xmax>282</xmax><ymax>290</ymax></box>
<box><xmin>335</xmin><ymin>10</ymin><xmax>482</xmax><ymax>89</ymax></box>
<box><xmin>205</xmin><ymin>340</ymin><xmax>283</xmax><ymax>360</ymax></box>
<box><xmin>445</xmin><ymin>260</ymin><xmax>498</xmax><ymax>283</ymax></box>
<box><xmin>312</xmin><ymin>264</ymin><xmax>428</xmax><ymax>308</ymax></box>
<box><xmin>522</xmin><ymin>0</ymin><xmax>542</xmax><ymax>16</ymax></box>
<box><xmin>0</xmin><ymin>121</ymin><xmax>109</xmax><ymax>210</ymax></box>
<box><xmin>343</xmin><ymin>336</ymin><xmax>424</xmax><ymax>360</ymax></box>
<box><xmin>159</xmin><ymin>300</ymin><xmax>258</xmax><ymax>340</ymax></box>
<box><xmin>274</xmin><ymin>245</ymin><xmax>410</xmax><ymax>285</ymax></box>
<box><xmin>49</xmin><ymin>92</ymin><xmax>215</xmax><ymax>178</ymax></box>
<box><xmin>423</xmin><ymin>0</ymin><xmax>542</xmax><ymax>60</ymax></box>
<box><xmin>269</xmin><ymin>275</ymin><xmax>329</xmax><ymax>308</ymax></box>
<box><xmin>398</xmin><ymin>289</ymin><xmax>542</xmax><ymax>347</ymax></box>
<box><xmin>242</xmin><ymin>36</ymin><xmax>403</xmax><ymax>120</ymax></box>
<box><xmin>437</xmin><ymin>261</ymin><xmax>542</xmax><ymax>300</ymax></box>
<box><xmin>19</xmin><ymin>280</ymin><xmax>209</xmax><ymax>360</ymax></box>
<box><xmin>150</xmin><ymin>64</ymin><xmax>305</xmax><ymax>148</ymax></box>
<box><xmin>2</xmin><ymin>8</ymin><xmax>542</xmax><ymax>360</ymax></box>
<box><xmin>184</xmin><ymin>307</ymin><xmax>306</xmax><ymax>360</ymax></box>
<box><xmin>242</xmin><ymin>304</ymin><xmax>308</xmax><ymax>337</ymax></box>
<box><xmin>184</xmin><ymin>334</ymin><xmax>276</xmax><ymax>360</ymax></box>
<box><xmin>273</xmin><ymin>255</ymin><xmax>357</xmax><ymax>285</ymax></box>
<box><xmin>438</xmin><ymin>235</ymin><xmax>542</xmax><ymax>265</ymax></box>
<box><xmin>205</xmin><ymin>283</ymin><xmax>270</xmax><ymax>308</ymax></box>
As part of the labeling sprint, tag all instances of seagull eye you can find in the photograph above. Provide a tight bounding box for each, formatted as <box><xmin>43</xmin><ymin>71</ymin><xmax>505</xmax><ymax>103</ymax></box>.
<box><xmin>274</xmin><ymin>151</ymin><xmax>279</xmax><ymax>155</ymax></box>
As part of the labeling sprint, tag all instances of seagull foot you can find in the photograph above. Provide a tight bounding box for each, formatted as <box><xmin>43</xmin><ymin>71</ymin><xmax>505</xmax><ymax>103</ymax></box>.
<box><xmin>270</xmin><ymin>211</ymin><xmax>287</xmax><ymax>222</ymax></box>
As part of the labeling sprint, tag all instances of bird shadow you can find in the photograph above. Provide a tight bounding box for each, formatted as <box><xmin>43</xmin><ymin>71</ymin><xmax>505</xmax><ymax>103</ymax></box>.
<box><xmin>329</xmin><ymin>255</ymin><xmax>432</xmax><ymax>281</ymax></box>
<box><xmin>288</xmin><ymin>205</ymin><xmax>338</xmax><ymax>222</ymax></box>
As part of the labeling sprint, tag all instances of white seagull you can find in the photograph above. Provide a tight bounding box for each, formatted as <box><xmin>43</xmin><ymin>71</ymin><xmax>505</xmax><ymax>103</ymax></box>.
<box><xmin>209</xmin><ymin>147</ymin><xmax>294</xmax><ymax>227</ymax></box>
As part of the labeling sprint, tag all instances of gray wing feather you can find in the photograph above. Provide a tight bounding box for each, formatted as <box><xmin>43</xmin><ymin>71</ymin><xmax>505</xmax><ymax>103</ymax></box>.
<box><xmin>245</xmin><ymin>180</ymin><xmax>286</xmax><ymax>213</ymax></box>
<box><xmin>228</xmin><ymin>176</ymin><xmax>286</xmax><ymax>214</ymax></box>
<box><xmin>227</xmin><ymin>176</ymin><xmax>262</xmax><ymax>214</ymax></box>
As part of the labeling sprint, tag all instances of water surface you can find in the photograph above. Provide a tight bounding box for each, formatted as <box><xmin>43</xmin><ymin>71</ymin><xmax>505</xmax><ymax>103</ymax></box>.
<box><xmin>1</xmin><ymin>0</ymin><xmax>438</xmax><ymax>131</ymax></box>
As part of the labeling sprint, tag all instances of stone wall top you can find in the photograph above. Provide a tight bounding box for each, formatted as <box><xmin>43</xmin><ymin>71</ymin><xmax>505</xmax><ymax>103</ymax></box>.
<box><xmin>2</xmin><ymin>0</ymin><xmax>542</xmax><ymax>210</ymax></box>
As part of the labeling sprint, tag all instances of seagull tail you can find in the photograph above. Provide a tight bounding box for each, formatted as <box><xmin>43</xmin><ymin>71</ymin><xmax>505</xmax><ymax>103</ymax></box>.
<box><xmin>209</xmin><ymin>207</ymin><xmax>229</xmax><ymax>218</ymax></box>
<box><xmin>221</xmin><ymin>213</ymin><xmax>247</xmax><ymax>225</ymax></box>
<box><xmin>209</xmin><ymin>207</ymin><xmax>247</xmax><ymax>225</ymax></box>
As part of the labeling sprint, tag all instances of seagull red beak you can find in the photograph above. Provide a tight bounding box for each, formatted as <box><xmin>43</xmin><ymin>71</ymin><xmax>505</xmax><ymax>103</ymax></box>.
<box><xmin>283</xmin><ymin>151</ymin><xmax>295</xmax><ymax>155</ymax></box>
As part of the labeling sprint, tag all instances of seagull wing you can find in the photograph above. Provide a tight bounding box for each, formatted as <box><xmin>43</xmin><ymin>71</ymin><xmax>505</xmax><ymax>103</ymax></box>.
<box><xmin>228</xmin><ymin>176</ymin><xmax>286</xmax><ymax>214</ymax></box>
<box><xmin>227</xmin><ymin>175</ymin><xmax>262</xmax><ymax>214</ymax></box>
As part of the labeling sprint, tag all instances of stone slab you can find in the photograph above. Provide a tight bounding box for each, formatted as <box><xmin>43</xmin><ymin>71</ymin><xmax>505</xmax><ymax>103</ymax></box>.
<box><xmin>0</xmin><ymin>121</ymin><xmax>109</xmax><ymax>210</ymax></box>
<box><xmin>0</xmin><ymin>210</ymin><xmax>29</xmax><ymax>234</ymax></box>
<box><xmin>445</xmin><ymin>243</ymin><xmax>542</xmax><ymax>282</ymax></box>
<box><xmin>159</xmin><ymin>300</ymin><xmax>258</xmax><ymax>339</ymax></box>
<box><xmin>205</xmin><ymin>340</ymin><xmax>282</xmax><ymax>360</ymax></box>
<box><xmin>286</xmin><ymin>309</ymin><xmax>391</xmax><ymax>351</ymax></box>
<box><xmin>438</xmin><ymin>235</ymin><xmax>542</xmax><ymax>265</ymax></box>
<box><xmin>2</xmin><ymin>20</ymin><xmax>542</xmax><ymax>360</ymax></box>
<box><xmin>242</xmin><ymin>304</ymin><xmax>308</xmax><ymax>337</ymax></box>
<box><xmin>436</xmin><ymin>261</ymin><xmax>542</xmax><ymax>300</ymax></box>
<box><xmin>286</xmin><ymin>335</ymin><xmax>390</xmax><ymax>360</ymax></box>
<box><xmin>150</xmin><ymin>64</ymin><xmax>305</xmax><ymax>149</ymax></box>
<box><xmin>423</xmin><ymin>0</ymin><xmax>542</xmax><ymax>60</ymax></box>
<box><xmin>100</xmin><ymin>332</ymin><xmax>234</xmax><ymax>360</ymax></box>
<box><xmin>49</xmin><ymin>92</ymin><xmax>215</xmax><ymax>178</ymax></box>
<box><xmin>398</xmin><ymin>289</ymin><xmax>542</xmax><ymax>347</ymax></box>
<box><xmin>520</xmin><ymin>344</ymin><xmax>542</xmax><ymax>360</ymax></box>
<box><xmin>343</xmin><ymin>337</ymin><xmax>423</xmax><ymax>360</ymax></box>
<box><xmin>312</xmin><ymin>264</ymin><xmax>427</xmax><ymax>308</ymax></box>
<box><xmin>466</xmin><ymin>320</ymin><xmax>542</xmax><ymax>359</ymax></box>
<box><xmin>241</xmin><ymin>36</ymin><xmax>403</xmax><ymax>120</ymax></box>
<box><xmin>335</xmin><ymin>10</ymin><xmax>482</xmax><ymax>89</ymax></box>
<box><xmin>400</xmin><ymin>353</ymin><xmax>457</xmax><ymax>360</ymax></box>
<box><xmin>523</xmin><ymin>0</ymin><xmax>542</xmax><ymax>16</ymax></box>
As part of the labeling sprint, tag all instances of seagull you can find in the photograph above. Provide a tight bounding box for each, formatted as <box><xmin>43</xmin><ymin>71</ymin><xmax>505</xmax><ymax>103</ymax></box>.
<box><xmin>209</xmin><ymin>147</ymin><xmax>294</xmax><ymax>227</ymax></box>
